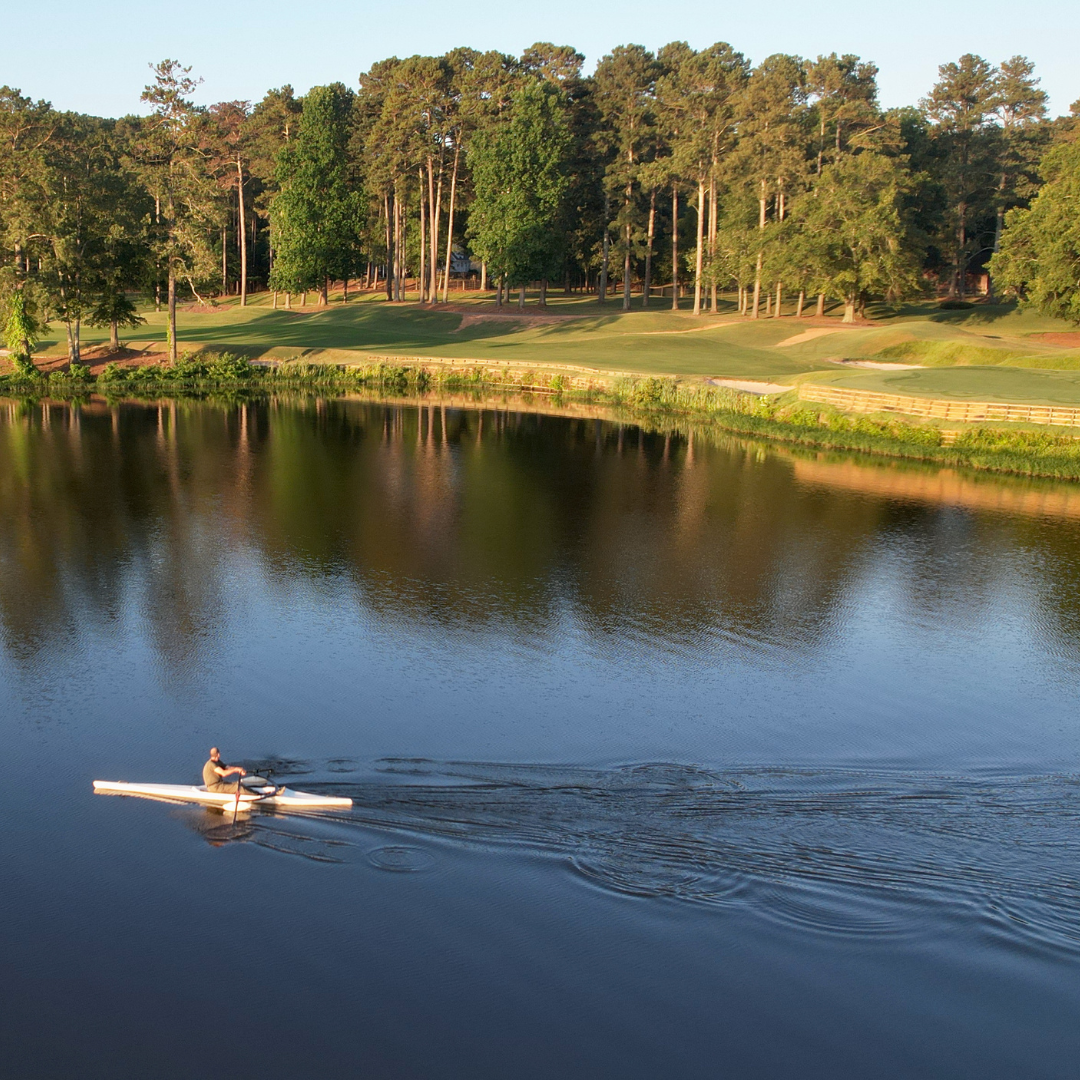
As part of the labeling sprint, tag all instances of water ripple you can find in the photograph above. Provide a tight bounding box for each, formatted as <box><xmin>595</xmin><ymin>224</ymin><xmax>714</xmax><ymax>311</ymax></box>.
<box><xmin>235</xmin><ymin>758</ymin><xmax>1080</xmax><ymax>956</ymax></box>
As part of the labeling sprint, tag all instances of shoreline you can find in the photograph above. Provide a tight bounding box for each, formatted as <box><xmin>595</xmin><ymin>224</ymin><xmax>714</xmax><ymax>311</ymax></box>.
<box><xmin>5</xmin><ymin>354</ymin><xmax>1080</xmax><ymax>481</ymax></box>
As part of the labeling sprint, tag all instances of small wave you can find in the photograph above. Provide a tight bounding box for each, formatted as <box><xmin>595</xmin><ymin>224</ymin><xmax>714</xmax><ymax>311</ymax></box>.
<box><xmin>367</xmin><ymin>845</ymin><xmax>436</xmax><ymax>872</ymax></box>
<box><xmin>230</xmin><ymin>758</ymin><xmax>1080</xmax><ymax>956</ymax></box>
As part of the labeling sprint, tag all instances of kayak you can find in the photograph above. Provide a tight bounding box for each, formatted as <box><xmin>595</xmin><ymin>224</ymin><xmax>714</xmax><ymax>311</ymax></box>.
<box><xmin>93</xmin><ymin>779</ymin><xmax>352</xmax><ymax>811</ymax></box>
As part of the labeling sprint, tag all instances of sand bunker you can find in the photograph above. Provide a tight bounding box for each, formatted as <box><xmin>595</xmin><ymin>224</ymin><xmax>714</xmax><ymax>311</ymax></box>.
<box><xmin>827</xmin><ymin>359</ymin><xmax>921</xmax><ymax>370</ymax></box>
<box><xmin>708</xmin><ymin>378</ymin><xmax>793</xmax><ymax>394</ymax></box>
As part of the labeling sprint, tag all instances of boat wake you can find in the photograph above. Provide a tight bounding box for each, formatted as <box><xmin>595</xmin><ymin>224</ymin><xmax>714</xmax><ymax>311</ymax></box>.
<box><xmin>190</xmin><ymin>758</ymin><xmax>1080</xmax><ymax>955</ymax></box>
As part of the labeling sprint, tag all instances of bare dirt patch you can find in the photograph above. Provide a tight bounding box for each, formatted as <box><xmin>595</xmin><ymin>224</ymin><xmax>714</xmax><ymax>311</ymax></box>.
<box><xmin>1032</xmin><ymin>332</ymin><xmax>1080</xmax><ymax>348</ymax></box>
<box><xmin>452</xmin><ymin>311</ymin><xmax>574</xmax><ymax>332</ymax></box>
<box><xmin>4</xmin><ymin>346</ymin><xmax>171</xmax><ymax>377</ymax></box>
<box><xmin>776</xmin><ymin>327</ymin><xmax>844</xmax><ymax>347</ymax></box>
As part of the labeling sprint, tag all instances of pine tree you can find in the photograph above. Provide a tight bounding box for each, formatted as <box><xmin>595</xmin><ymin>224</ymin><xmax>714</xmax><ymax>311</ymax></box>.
<box><xmin>136</xmin><ymin>60</ymin><xmax>220</xmax><ymax>361</ymax></box>
<box><xmin>987</xmin><ymin>56</ymin><xmax>1048</xmax><ymax>295</ymax></box>
<box><xmin>922</xmin><ymin>55</ymin><xmax>998</xmax><ymax>297</ymax></box>
<box><xmin>806</xmin><ymin>55</ymin><xmax>883</xmax><ymax>174</ymax></box>
<box><xmin>594</xmin><ymin>45</ymin><xmax>660</xmax><ymax>310</ymax></box>
<box><xmin>270</xmin><ymin>84</ymin><xmax>363</xmax><ymax>304</ymax></box>
<box><xmin>732</xmin><ymin>54</ymin><xmax>810</xmax><ymax>318</ymax></box>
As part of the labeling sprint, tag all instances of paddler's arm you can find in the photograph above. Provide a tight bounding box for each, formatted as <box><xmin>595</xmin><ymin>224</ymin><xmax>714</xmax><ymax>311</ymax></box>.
<box><xmin>214</xmin><ymin>764</ymin><xmax>247</xmax><ymax>778</ymax></box>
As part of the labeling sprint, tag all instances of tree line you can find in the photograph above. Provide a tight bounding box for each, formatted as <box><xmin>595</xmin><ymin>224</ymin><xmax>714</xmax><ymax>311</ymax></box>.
<box><xmin>1</xmin><ymin>43</ymin><xmax>1078</xmax><ymax>367</ymax></box>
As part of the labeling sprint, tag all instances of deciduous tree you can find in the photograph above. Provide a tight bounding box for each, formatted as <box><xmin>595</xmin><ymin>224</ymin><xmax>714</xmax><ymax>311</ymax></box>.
<box><xmin>789</xmin><ymin>151</ymin><xmax>921</xmax><ymax>321</ymax></box>
<box><xmin>468</xmin><ymin>81</ymin><xmax>572</xmax><ymax>306</ymax></box>
<box><xmin>270</xmin><ymin>83</ymin><xmax>363</xmax><ymax>304</ymax></box>
<box><xmin>991</xmin><ymin>140</ymin><xmax>1080</xmax><ymax>323</ymax></box>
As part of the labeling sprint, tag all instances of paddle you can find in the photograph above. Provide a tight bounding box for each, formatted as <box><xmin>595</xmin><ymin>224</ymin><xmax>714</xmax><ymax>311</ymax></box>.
<box><xmin>231</xmin><ymin>765</ymin><xmax>249</xmax><ymax>824</ymax></box>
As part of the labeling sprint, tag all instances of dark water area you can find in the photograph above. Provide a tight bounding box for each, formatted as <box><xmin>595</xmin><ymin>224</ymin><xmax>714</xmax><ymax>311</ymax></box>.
<box><xmin>3</xmin><ymin>396</ymin><xmax>1080</xmax><ymax>1078</ymax></box>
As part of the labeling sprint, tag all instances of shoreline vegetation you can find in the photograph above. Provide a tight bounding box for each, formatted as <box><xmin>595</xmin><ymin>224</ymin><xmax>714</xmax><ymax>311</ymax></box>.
<box><xmin>7</xmin><ymin>352</ymin><xmax>1080</xmax><ymax>481</ymax></box>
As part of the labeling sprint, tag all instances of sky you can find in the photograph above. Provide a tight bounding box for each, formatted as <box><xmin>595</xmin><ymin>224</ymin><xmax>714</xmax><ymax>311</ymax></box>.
<box><xmin>7</xmin><ymin>0</ymin><xmax>1079</xmax><ymax>118</ymax></box>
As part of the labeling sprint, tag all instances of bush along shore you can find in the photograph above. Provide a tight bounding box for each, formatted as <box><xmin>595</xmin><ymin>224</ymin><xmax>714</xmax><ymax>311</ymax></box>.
<box><xmin>6</xmin><ymin>353</ymin><xmax>1080</xmax><ymax>481</ymax></box>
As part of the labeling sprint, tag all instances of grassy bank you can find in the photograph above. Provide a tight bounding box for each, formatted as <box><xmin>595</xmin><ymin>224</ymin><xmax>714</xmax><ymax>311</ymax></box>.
<box><xmin>19</xmin><ymin>291</ymin><xmax>1080</xmax><ymax>391</ymax></box>
<box><xmin>605</xmin><ymin>378</ymin><xmax>1080</xmax><ymax>481</ymax></box>
<box><xmin>7</xmin><ymin>352</ymin><xmax>1080</xmax><ymax>481</ymax></box>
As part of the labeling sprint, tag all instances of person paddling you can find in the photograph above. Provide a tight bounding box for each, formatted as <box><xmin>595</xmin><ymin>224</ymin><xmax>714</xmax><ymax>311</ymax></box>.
<box><xmin>202</xmin><ymin>747</ymin><xmax>247</xmax><ymax>793</ymax></box>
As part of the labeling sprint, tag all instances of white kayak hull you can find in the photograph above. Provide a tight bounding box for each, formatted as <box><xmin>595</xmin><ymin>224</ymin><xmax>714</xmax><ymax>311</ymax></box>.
<box><xmin>93</xmin><ymin>780</ymin><xmax>352</xmax><ymax>810</ymax></box>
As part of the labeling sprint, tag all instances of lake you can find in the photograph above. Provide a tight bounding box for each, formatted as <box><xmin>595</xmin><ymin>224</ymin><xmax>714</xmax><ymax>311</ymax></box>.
<box><xmin>2</xmin><ymin>395</ymin><xmax>1080</xmax><ymax>1079</ymax></box>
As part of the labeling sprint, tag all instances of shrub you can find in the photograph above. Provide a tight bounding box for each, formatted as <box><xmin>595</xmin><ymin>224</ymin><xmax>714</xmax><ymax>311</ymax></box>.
<box><xmin>11</xmin><ymin>354</ymin><xmax>40</xmax><ymax>379</ymax></box>
<box><xmin>100</xmin><ymin>362</ymin><xmax>127</xmax><ymax>382</ymax></box>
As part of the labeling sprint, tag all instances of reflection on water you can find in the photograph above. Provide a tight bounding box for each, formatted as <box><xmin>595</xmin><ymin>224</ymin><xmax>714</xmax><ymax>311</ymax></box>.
<box><xmin>6</xmin><ymin>395</ymin><xmax>1080</xmax><ymax>1078</ymax></box>
<box><xmin>4</xmin><ymin>395</ymin><xmax>1080</xmax><ymax>673</ymax></box>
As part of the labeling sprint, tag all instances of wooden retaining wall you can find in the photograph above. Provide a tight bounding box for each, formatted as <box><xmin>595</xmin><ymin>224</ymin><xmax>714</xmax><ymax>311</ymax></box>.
<box><xmin>799</xmin><ymin>383</ymin><xmax>1080</xmax><ymax>428</ymax></box>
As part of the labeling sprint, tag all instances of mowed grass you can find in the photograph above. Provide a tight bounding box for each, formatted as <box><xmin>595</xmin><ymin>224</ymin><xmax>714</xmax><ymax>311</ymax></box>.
<box><xmin>807</xmin><ymin>365</ymin><xmax>1080</xmax><ymax>407</ymax></box>
<box><xmin>33</xmin><ymin>290</ymin><xmax>1080</xmax><ymax>399</ymax></box>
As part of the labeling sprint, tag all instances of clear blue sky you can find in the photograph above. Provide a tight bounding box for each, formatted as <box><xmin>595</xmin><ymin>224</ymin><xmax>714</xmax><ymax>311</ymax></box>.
<box><xmin>9</xmin><ymin>0</ymin><xmax>1078</xmax><ymax>117</ymax></box>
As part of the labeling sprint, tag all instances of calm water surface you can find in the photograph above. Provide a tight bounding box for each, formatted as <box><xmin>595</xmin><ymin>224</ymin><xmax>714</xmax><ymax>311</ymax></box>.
<box><xmin>3</xmin><ymin>397</ymin><xmax>1080</xmax><ymax>1078</ymax></box>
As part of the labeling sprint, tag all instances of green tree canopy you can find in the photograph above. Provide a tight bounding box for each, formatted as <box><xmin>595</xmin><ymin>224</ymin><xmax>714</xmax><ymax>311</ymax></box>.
<box><xmin>270</xmin><ymin>83</ymin><xmax>363</xmax><ymax>303</ymax></box>
<box><xmin>789</xmin><ymin>150</ymin><xmax>922</xmax><ymax>321</ymax></box>
<box><xmin>467</xmin><ymin>80</ymin><xmax>572</xmax><ymax>304</ymax></box>
<box><xmin>990</xmin><ymin>140</ymin><xmax>1080</xmax><ymax>323</ymax></box>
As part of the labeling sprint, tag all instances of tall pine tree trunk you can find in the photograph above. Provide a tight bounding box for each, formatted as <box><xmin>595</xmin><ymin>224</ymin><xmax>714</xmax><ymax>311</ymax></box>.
<box><xmin>539</xmin><ymin>278</ymin><xmax>547</xmax><ymax>308</ymax></box>
<box><xmin>708</xmin><ymin>172</ymin><xmax>718</xmax><ymax>313</ymax></box>
<box><xmin>796</xmin><ymin>290</ymin><xmax>805</xmax><ymax>318</ymax></box>
<box><xmin>428</xmin><ymin>156</ymin><xmax>443</xmax><ymax>305</ymax></box>
<box><xmin>774</xmin><ymin>281</ymin><xmax>782</xmax><ymax>318</ymax></box>
<box><xmin>670</xmin><ymin>185</ymin><xmax>679</xmax><ymax>311</ymax></box>
<box><xmin>693</xmin><ymin>178</ymin><xmax>705</xmax><ymax>315</ymax></box>
<box><xmin>154</xmin><ymin>198</ymin><xmax>162</xmax><ymax>312</ymax></box>
<box><xmin>599</xmin><ymin>192</ymin><xmax>610</xmax><ymax>304</ymax></box>
<box><xmin>391</xmin><ymin>194</ymin><xmax>398</xmax><ymax>301</ymax></box>
<box><xmin>418</xmin><ymin>168</ymin><xmax>427</xmax><ymax>303</ymax></box>
<box><xmin>643</xmin><ymin>188</ymin><xmax>655</xmax><ymax>308</ymax></box>
<box><xmin>623</xmin><ymin>221</ymin><xmax>632</xmax><ymax>312</ymax></box>
<box><xmin>988</xmin><ymin>170</ymin><xmax>1007</xmax><ymax>301</ymax></box>
<box><xmin>480</xmin><ymin>262</ymin><xmax>487</xmax><ymax>293</ymax></box>
<box><xmin>110</xmin><ymin>319</ymin><xmax>119</xmax><ymax>350</ymax></box>
<box><xmin>442</xmin><ymin>144</ymin><xmax>460</xmax><ymax>303</ymax></box>
<box><xmin>384</xmin><ymin>193</ymin><xmax>393</xmax><ymax>301</ymax></box>
<box><xmin>955</xmin><ymin>194</ymin><xmax>968</xmax><ymax>299</ymax></box>
<box><xmin>751</xmin><ymin>180</ymin><xmax>767</xmax><ymax>319</ymax></box>
<box><xmin>400</xmin><ymin>199</ymin><xmax>407</xmax><ymax>299</ymax></box>
<box><xmin>167</xmin><ymin>270</ymin><xmax>177</xmax><ymax>364</ymax></box>
<box><xmin>237</xmin><ymin>156</ymin><xmax>247</xmax><ymax>307</ymax></box>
